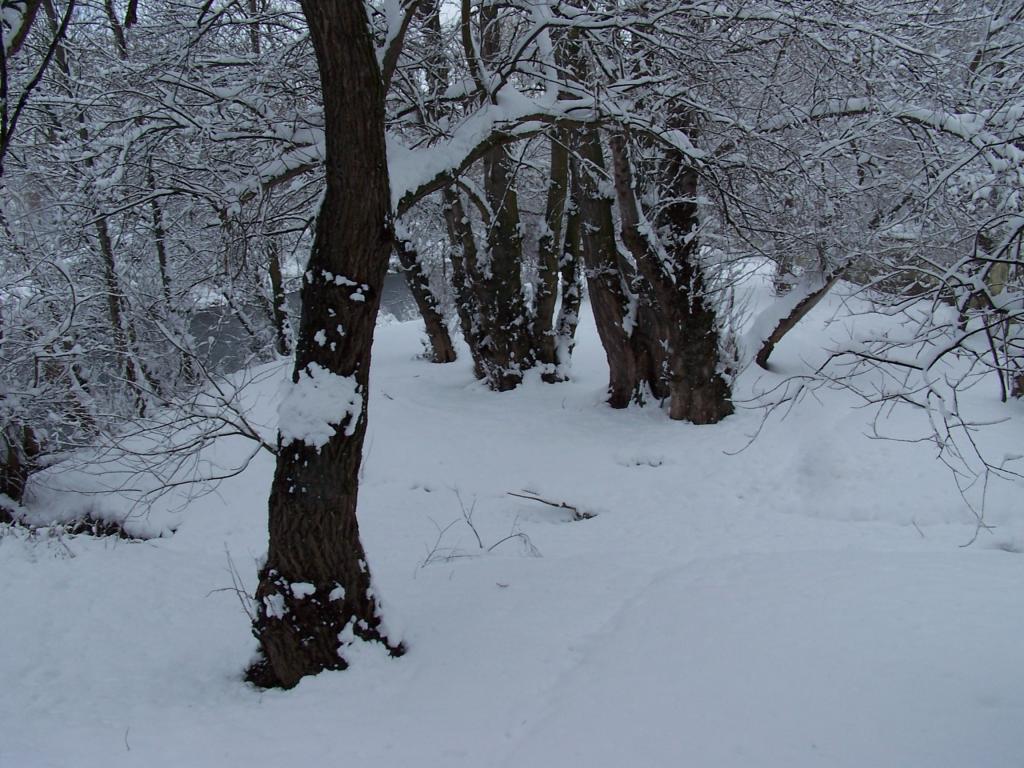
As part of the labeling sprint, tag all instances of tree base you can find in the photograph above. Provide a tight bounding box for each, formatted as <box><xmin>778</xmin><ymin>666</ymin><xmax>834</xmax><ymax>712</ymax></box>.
<box><xmin>248</xmin><ymin>568</ymin><xmax>404</xmax><ymax>689</ymax></box>
<box><xmin>246</xmin><ymin>625</ymin><xmax>405</xmax><ymax>690</ymax></box>
<box><xmin>668</xmin><ymin>378</ymin><xmax>734</xmax><ymax>424</ymax></box>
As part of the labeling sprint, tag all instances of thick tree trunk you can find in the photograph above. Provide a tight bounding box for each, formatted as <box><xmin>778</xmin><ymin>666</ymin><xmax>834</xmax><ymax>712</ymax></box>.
<box><xmin>469</xmin><ymin>5</ymin><xmax>534</xmax><ymax>390</ymax></box>
<box><xmin>647</xmin><ymin>120</ymin><xmax>732</xmax><ymax>423</ymax></box>
<box><xmin>572</xmin><ymin>127</ymin><xmax>648</xmax><ymax>407</ymax></box>
<box><xmin>609</xmin><ymin>126</ymin><xmax>733</xmax><ymax>424</ymax></box>
<box><xmin>249</xmin><ymin>0</ymin><xmax>402</xmax><ymax>690</ymax></box>
<box><xmin>477</xmin><ymin>144</ymin><xmax>534</xmax><ymax>390</ymax></box>
<box><xmin>560</xmin><ymin>24</ymin><xmax>665</xmax><ymax>406</ymax></box>
<box><xmin>439</xmin><ymin>161</ymin><xmax>534</xmax><ymax>389</ymax></box>
<box><xmin>418</xmin><ymin>0</ymin><xmax>530</xmax><ymax>384</ymax></box>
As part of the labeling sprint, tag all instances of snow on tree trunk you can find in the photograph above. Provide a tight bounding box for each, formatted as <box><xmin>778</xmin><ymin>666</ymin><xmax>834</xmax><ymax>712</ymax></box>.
<box><xmin>572</xmin><ymin>126</ymin><xmax>643</xmax><ymax>408</ymax></box>
<box><xmin>468</xmin><ymin>5</ymin><xmax>535</xmax><ymax>391</ymax></box>
<box><xmin>609</xmin><ymin>120</ymin><xmax>733</xmax><ymax>425</ymax></box>
<box><xmin>749</xmin><ymin>264</ymin><xmax>849</xmax><ymax>370</ymax></box>
<box><xmin>534</xmin><ymin>131</ymin><xmax>571</xmax><ymax>381</ymax></box>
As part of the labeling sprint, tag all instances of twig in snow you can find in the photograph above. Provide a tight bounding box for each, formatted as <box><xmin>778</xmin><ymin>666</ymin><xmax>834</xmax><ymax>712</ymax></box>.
<box><xmin>507</xmin><ymin>490</ymin><xmax>596</xmax><ymax>521</ymax></box>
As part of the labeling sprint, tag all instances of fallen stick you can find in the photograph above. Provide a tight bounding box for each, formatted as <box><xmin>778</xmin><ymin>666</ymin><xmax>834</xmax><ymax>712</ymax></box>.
<box><xmin>507</xmin><ymin>491</ymin><xmax>595</xmax><ymax>520</ymax></box>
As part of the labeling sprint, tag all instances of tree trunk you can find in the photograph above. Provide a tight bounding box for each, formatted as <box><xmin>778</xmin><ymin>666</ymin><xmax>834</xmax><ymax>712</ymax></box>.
<box><xmin>147</xmin><ymin>168</ymin><xmax>172</xmax><ymax>308</ymax></box>
<box><xmin>266</xmin><ymin>238</ymin><xmax>292</xmax><ymax>357</ymax></box>
<box><xmin>470</xmin><ymin>5</ymin><xmax>534</xmax><ymax>390</ymax></box>
<box><xmin>549</xmin><ymin>195</ymin><xmax>583</xmax><ymax>380</ymax></box>
<box><xmin>443</xmin><ymin>189</ymin><xmax>488</xmax><ymax>380</ymax></box>
<box><xmin>0</xmin><ymin>424</ymin><xmax>39</xmax><ymax>504</ymax></box>
<box><xmin>572</xmin><ymin>127</ymin><xmax>646</xmax><ymax>407</ymax></box>
<box><xmin>249</xmin><ymin>0</ymin><xmax>402</xmax><ymax>690</ymax></box>
<box><xmin>395</xmin><ymin>234</ymin><xmax>457</xmax><ymax>363</ymax></box>
<box><xmin>535</xmin><ymin>131</ymin><xmax>570</xmax><ymax>381</ymax></box>
<box><xmin>417</xmin><ymin>0</ymin><xmax>528</xmax><ymax>383</ymax></box>
<box><xmin>647</xmin><ymin>119</ymin><xmax>733</xmax><ymax>424</ymax></box>
<box><xmin>560</xmin><ymin>24</ymin><xmax>665</xmax><ymax>406</ymax></box>
<box><xmin>609</xmin><ymin>124</ymin><xmax>733</xmax><ymax>424</ymax></box>
<box><xmin>754</xmin><ymin>263</ymin><xmax>848</xmax><ymax>369</ymax></box>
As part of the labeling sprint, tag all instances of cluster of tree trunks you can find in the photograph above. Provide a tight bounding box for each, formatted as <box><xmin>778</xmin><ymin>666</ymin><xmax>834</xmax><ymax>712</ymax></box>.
<box><xmin>248</xmin><ymin>0</ymin><xmax>898</xmax><ymax>687</ymax></box>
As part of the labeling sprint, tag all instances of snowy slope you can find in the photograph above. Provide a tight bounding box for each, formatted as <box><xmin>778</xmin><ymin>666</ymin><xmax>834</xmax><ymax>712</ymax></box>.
<box><xmin>2</xmin><ymin>285</ymin><xmax>1022</xmax><ymax>768</ymax></box>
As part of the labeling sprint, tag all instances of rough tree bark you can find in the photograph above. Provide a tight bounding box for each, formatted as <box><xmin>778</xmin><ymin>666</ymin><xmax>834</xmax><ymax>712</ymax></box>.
<box><xmin>610</xmin><ymin>120</ymin><xmax>733</xmax><ymax>424</ymax></box>
<box><xmin>572</xmin><ymin>126</ymin><xmax>645</xmax><ymax>407</ymax></box>
<box><xmin>415</xmin><ymin>0</ymin><xmax>577</xmax><ymax>386</ymax></box>
<box><xmin>471</xmin><ymin>4</ymin><xmax>535</xmax><ymax>390</ymax></box>
<box><xmin>248</xmin><ymin>0</ymin><xmax>402</xmax><ymax>690</ymax></box>
<box><xmin>560</xmin><ymin>24</ymin><xmax>666</xmax><ymax>407</ymax></box>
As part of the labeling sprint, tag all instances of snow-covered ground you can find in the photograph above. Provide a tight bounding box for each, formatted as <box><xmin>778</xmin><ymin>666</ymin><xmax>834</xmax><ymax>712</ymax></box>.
<box><xmin>3</xmin><ymin>283</ymin><xmax>1022</xmax><ymax>768</ymax></box>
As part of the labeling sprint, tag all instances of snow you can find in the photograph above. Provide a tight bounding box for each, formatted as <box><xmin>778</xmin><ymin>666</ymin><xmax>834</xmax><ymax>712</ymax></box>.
<box><xmin>289</xmin><ymin>582</ymin><xmax>315</xmax><ymax>599</ymax></box>
<box><xmin>2</xmin><ymin>282</ymin><xmax>1022</xmax><ymax>767</ymax></box>
<box><xmin>263</xmin><ymin>593</ymin><xmax>287</xmax><ymax>619</ymax></box>
<box><xmin>277</xmin><ymin>362</ymin><xmax>362</xmax><ymax>449</ymax></box>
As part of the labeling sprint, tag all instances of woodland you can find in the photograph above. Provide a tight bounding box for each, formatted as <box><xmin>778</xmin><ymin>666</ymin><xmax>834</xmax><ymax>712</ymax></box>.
<box><xmin>1</xmin><ymin>0</ymin><xmax>1022</xmax><ymax>718</ymax></box>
